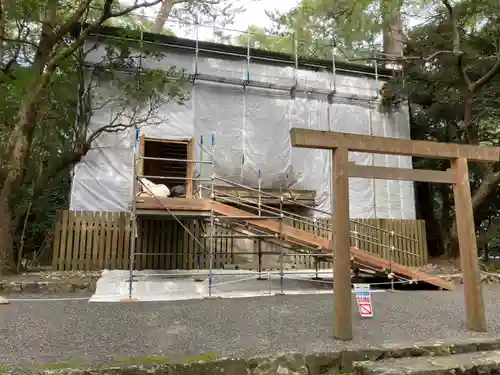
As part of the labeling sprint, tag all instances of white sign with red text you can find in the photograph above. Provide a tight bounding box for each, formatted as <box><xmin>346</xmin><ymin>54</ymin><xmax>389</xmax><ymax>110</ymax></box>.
<box><xmin>354</xmin><ymin>283</ymin><xmax>373</xmax><ymax>318</ymax></box>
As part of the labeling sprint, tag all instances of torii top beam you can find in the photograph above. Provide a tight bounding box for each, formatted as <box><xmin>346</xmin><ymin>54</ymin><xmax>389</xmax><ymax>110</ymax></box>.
<box><xmin>290</xmin><ymin>128</ymin><xmax>500</xmax><ymax>163</ymax></box>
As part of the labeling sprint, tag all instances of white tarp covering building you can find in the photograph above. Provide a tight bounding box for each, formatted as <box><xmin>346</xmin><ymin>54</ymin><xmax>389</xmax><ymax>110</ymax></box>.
<box><xmin>69</xmin><ymin>28</ymin><xmax>416</xmax><ymax>219</ymax></box>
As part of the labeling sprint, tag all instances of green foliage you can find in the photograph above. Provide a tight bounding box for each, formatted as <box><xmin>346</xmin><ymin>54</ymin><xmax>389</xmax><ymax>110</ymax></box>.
<box><xmin>38</xmin><ymin>360</ymin><xmax>83</xmax><ymax>370</ymax></box>
<box><xmin>108</xmin><ymin>356</ymin><xmax>170</xmax><ymax>367</ymax></box>
<box><xmin>267</xmin><ymin>0</ymin><xmax>379</xmax><ymax>60</ymax></box>
<box><xmin>169</xmin><ymin>0</ymin><xmax>246</xmax><ymax>26</ymax></box>
<box><xmin>234</xmin><ymin>25</ymin><xmax>294</xmax><ymax>54</ymax></box>
<box><xmin>490</xmin><ymin>234</ymin><xmax>500</xmax><ymax>253</ymax></box>
<box><xmin>112</xmin><ymin>13</ymin><xmax>176</xmax><ymax>35</ymax></box>
<box><xmin>0</xmin><ymin>0</ymin><xmax>190</xmax><ymax>270</ymax></box>
<box><xmin>107</xmin><ymin>353</ymin><xmax>218</xmax><ymax>367</ymax></box>
<box><xmin>399</xmin><ymin>0</ymin><xmax>500</xmax><ymax>254</ymax></box>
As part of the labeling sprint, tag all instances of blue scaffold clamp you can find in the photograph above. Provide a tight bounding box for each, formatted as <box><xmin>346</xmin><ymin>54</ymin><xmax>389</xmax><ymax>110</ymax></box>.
<box><xmin>135</xmin><ymin>126</ymin><xmax>140</xmax><ymax>143</ymax></box>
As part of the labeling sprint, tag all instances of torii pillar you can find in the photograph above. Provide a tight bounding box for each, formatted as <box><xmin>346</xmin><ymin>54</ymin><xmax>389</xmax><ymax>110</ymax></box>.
<box><xmin>290</xmin><ymin>127</ymin><xmax>499</xmax><ymax>341</ymax></box>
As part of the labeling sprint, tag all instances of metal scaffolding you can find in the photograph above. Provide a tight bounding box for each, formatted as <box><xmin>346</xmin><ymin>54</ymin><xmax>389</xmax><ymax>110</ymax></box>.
<box><xmin>91</xmin><ymin>14</ymin><xmax>391</xmax><ymax>108</ymax></box>
<box><xmin>83</xmin><ymin>17</ymin><xmax>419</xmax><ymax>300</ymax></box>
<box><xmin>124</xmin><ymin>129</ymin><xmax>421</xmax><ymax>300</ymax></box>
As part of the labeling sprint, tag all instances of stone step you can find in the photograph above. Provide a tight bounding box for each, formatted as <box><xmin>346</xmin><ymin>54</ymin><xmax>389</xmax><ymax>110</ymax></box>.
<box><xmin>353</xmin><ymin>350</ymin><xmax>500</xmax><ymax>375</ymax></box>
<box><xmin>339</xmin><ymin>337</ymin><xmax>500</xmax><ymax>372</ymax></box>
<box><xmin>10</xmin><ymin>338</ymin><xmax>500</xmax><ymax>375</ymax></box>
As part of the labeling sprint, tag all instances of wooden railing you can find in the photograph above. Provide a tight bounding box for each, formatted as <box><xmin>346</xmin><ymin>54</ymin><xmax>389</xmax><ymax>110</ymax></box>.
<box><xmin>289</xmin><ymin>218</ymin><xmax>427</xmax><ymax>269</ymax></box>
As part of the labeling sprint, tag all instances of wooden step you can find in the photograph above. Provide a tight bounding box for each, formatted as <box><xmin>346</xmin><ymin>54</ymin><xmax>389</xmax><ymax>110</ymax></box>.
<box><xmin>210</xmin><ymin>201</ymin><xmax>453</xmax><ymax>291</ymax></box>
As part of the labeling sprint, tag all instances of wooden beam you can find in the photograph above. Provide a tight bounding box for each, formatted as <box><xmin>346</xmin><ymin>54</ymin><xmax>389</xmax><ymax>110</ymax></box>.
<box><xmin>348</xmin><ymin>163</ymin><xmax>457</xmax><ymax>184</ymax></box>
<box><xmin>214</xmin><ymin>186</ymin><xmax>316</xmax><ymax>201</ymax></box>
<box><xmin>452</xmin><ymin>158</ymin><xmax>487</xmax><ymax>332</ymax></box>
<box><xmin>332</xmin><ymin>147</ymin><xmax>353</xmax><ymax>341</ymax></box>
<box><xmin>186</xmin><ymin>137</ymin><xmax>195</xmax><ymax>198</ymax></box>
<box><xmin>290</xmin><ymin>128</ymin><xmax>500</xmax><ymax>163</ymax></box>
<box><xmin>138</xmin><ymin>135</ymin><xmax>145</xmax><ymax>176</ymax></box>
<box><xmin>144</xmin><ymin>138</ymin><xmax>189</xmax><ymax>145</ymax></box>
<box><xmin>136</xmin><ymin>197</ymin><xmax>211</xmax><ymax>211</ymax></box>
<box><xmin>137</xmin><ymin>135</ymin><xmax>145</xmax><ymax>195</ymax></box>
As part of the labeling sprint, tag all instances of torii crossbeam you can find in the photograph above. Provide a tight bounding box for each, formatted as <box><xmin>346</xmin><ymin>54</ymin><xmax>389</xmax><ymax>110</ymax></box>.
<box><xmin>291</xmin><ymin>128</ymin><xmax>500</xmax><ymax>341</ymax></box>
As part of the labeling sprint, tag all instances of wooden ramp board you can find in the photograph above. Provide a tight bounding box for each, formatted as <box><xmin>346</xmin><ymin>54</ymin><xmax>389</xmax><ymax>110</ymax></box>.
<box><xmin>210</xmin><ymin>201</ymin><xmax>453</xmax><ymax>291</ymax></box>
<box><xmin>349</xmin><ymin>248</ymin><xmax>453</xmax><ymax>290</ymax></box>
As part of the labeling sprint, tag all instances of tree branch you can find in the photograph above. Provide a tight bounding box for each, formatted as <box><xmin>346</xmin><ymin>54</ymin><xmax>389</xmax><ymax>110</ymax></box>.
<box><xmin>470</xmin><ymin>53</ymin><xmax>500</xmax><ymax>92</ymax></box>
<box><xmin>346</xmin><ymin>50</ymin><xmax>457</xmax><ymax>63</ymax></box>
<box><xmin>87</xmin><ymin>123</ymin><xmax>133</xmax><ymax>144</ymax></box>
<box><xmin>0</xmin><ymin>0</ymin><xmax>5</xmax><ymax>56</ymax></box>
<box><xmin>108</xmin><ymin>0</ymin><xmax>164</xmax><ymax>19</ymax></box>
<box><xmin>28</xmin><ymin>148</ymin><xmax>89</xmax><ymax>206</ymax></box>
<box><xmin>441</xmin><ymin>0</ymin><xmax>473</xmax><ymax>89</ymax></box>
<box><xmin>457</xmin><ymin>53</ymin><xmax>472</xmax><ymax>87</ymax></box>
<box><xmin>442</xmin><ymin>0</ymin><xmax>500</xmax><ymax>92</ymax></box>
<box><xmin>152</xmin><ymin>0</ymin><xmax>178</xmax><ymax>33</ymax></box>
<box><xmin>2</xmin><ymin>37</ymin><xmax>40</xmax><ymax>49</ymax></box>
<box><xmin>46</xmin><ymin>0</ymin><xmax>163</xmax><ymax>70</ymax></box>
<box><xmin>53</xmin><ymin>0</ymin><xmax>93</xmax><ymax>41</ymax></box>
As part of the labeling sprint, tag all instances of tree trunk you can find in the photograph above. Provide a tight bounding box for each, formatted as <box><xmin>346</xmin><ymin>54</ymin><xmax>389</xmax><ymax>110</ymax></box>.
<box><xmin>152</xmin><ymin>0</ymin><xmax>177</xmax><ymax>33</ymax></box>
<box><xmin>380</xmin><ymin>0</ymin><xmax>405</xmax><ymax>66</ymax></box>
<box><xmin>415</xmin><ymin>182</ymin><xmax>444</xmax><ymax>257</ymax></box>
<box><xmin>478</xmin><ymin>226</ymin><xmax>488</xmax><ymax>261</ymax></box>
<box><xmin>463</xmin><ymin>95</ymin><xmax>477</xmax><ymax>143</ymax></box>
<box><xmin>438</xmin><ymin>183</ymin><xmax>453</xmax><ymax>250</ymax></box>
<box><xmin>0</xmin><ymin>107</ymin><xmax>50</xmax><ymax>275</ymax></box>
<box><xmin>0</xmin><ymin>0</ymin><xmax>6</xmax><ymax>64</ymax></box>
<box><xmin>445</xmin><ymin>170</ymin><xmax>500</xmax><ymax>258</ymax></box>
<box><xmin>439</xmin><ymin>185</ymin><xmax>452</xmax><ymax>228</ymax></box>
<box><xmin>0</xmin><ymin>188</ymin><xmax>15</xmax><ymax>275</ymax></box>
<box><xmin>444</xmin><ymin>94</ymin><xmax>499</xmax><ymax>259</ymax></box>
<box><xmin>0</xmin><ymin>109</ymin><xmax>26</xmax><ymax>275</ymax></box>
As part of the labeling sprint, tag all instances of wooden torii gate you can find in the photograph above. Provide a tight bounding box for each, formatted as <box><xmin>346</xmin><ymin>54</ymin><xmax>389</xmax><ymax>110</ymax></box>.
<box><xmin>290</xmin><ymin>128</ymin><xmax>500</xmax><ymax>341</ymax></box>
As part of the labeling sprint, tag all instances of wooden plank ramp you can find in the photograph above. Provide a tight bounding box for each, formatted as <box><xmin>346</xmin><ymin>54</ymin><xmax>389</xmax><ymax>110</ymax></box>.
<box><xmin>210</xmin><ymin>201</ymin><xmax>453</xmax><ymax>291</ymax></box>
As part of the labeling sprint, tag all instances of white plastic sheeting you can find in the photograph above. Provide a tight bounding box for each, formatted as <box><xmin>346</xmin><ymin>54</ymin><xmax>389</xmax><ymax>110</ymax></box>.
<box><xmin>89</xmin><ymin>269</ymin><xmax>388</xmax><ymax>302</ymax></box>
<box><xmin>70</xmin><ymin>42</ymin><xmax>416</xmax><ymax>219</ymax></box>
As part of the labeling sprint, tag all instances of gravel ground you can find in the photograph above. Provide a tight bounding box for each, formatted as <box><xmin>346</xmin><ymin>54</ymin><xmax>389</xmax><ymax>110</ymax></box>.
<box><xmin>2</xmin><ymin>285</ymin><xmax>500</xmax><ymax>368</ymax></box>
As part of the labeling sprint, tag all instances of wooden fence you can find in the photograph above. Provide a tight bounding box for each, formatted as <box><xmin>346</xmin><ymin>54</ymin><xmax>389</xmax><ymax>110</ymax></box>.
<box><xmin>52</xmin><ymin>210</ymin><xmax>428</xmax><ymax>271</ymax></box>
<box><xmin>290</xmin><ymin>218</ymin><xmax>427</xmax><ymax>269</ymax></box>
